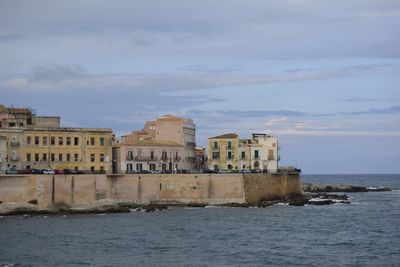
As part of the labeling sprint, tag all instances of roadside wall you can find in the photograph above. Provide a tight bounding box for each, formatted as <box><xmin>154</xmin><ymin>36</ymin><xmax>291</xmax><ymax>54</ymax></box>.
<box><xmin>0</xmin><ymin>173</ymin><xmax>301</xmax><ymax>207</ymax></box>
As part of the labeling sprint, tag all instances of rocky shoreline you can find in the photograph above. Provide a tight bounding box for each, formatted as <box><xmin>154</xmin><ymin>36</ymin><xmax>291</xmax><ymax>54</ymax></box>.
<box><xmin>0</xmin><ymin>183</ymin><xmax>392</xmax><ymax>216</ymax></box>
<box><xmin>302</xmin><ymin>183</ymin><xmax>391</xmax><ymax>193</ymax></box>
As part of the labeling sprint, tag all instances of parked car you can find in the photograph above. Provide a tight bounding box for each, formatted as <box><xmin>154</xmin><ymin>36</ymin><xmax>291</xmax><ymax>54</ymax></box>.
<box><xmin>54</xmin><ymin>169</ymin><xmax>64</xmax><ymax>174</ymax></box>
<box><xmin>239</xmin><ymin>169</ymin><xmax>251</xmax><ymax>173</ymax></box>
<box><xmin>18</xmin><ymin>168</ymin><xmax>33</xmax><ymax>174</ymax></box>
<box><xmin>5</xmin><ymin>166</ymin><xmax>18</xmax><ymax>174</ymax></box>
<box><xmin>43</xmin><ymin>168</ymin><xmax>55</xmax><ymax>175</ymax></box>
<box><xmin>138</xmin><ymin>170</ymin><xmax>151</xmax><ymax>174</ymax></box>
<box><xmin>202</xmin><ymin>169</ymin><xmax>217</xmax><ymax>174</ymax></box>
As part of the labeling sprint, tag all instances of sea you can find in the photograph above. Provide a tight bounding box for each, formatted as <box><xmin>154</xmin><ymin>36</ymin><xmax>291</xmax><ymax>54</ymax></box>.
<box><xmin>1</xmin><ymin>174</ymin><xmax>399</xmax><ymax>267</ymax></box>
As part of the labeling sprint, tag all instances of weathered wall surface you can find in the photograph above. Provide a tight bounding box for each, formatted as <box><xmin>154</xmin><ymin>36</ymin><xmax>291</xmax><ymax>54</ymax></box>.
<box><xmin>243</xmin><ymin>173</ymin><xmax>302</xmax><ymax>204</ymax></box>
<box><xmin>0</xmin><ymin>173</ymin><xmax>301</xmax><ymax>207</ymax></box>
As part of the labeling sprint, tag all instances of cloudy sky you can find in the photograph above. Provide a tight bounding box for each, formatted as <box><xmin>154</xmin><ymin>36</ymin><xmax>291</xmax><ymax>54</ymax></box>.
<box><xmin>1</xmin><ymin>0</ymin><xmax>399</xmax><ymax>173</ymax></box>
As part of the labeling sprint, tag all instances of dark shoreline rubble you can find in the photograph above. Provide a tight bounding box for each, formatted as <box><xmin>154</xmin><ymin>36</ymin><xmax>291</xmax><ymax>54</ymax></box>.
<box><xmin>302</xmin><ymin>183</ymin><xmax>391</xmax><ymax>193</ymax></box>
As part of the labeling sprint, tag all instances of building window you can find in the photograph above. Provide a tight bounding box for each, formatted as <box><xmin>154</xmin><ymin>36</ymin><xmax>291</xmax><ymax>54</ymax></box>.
<box><xmin>66</xmin><ymin>137</ymin><xmax>71</xmax><ymax>145</ymax></box>
<box><xmin>66</xmin><ymin>153</ymin><xmax>71</xmax><ymax>162</ymax></box>
<box><xmin>227</xmin><ymin>141</ymin><xmax>232</xmax><ymax>149</ymax></box>
<box><xmin>74</xmin><ymin>166</ymin><xmax>78</xmax><ymax>171</ymax></box>
<box><xmin>100</xmin><ymin>137</ymin><xmax>105</xmax><ymax>146</ymax></box>
<box><xmin>91</xmin><ymin>166</ymin><xmax>95</xmax><ymax>172</ymax></box>
<box><xmin>51</xmin><ymin>137</ymin><xmax>55</xmax><ymax>145</ymax></box>
<box><xmin>27</xmin><ymin>136</ymin><xmax>31</xmax><ymax>145</ymax></box>
<box><xmin>59</xmin><ymin>154</ymin><xmax>63</xmax><ymax>162</ymax></box>
<box><xmin>35</xmin><ymin>153</ymin><xmax>39</xmax><ymax>162</ymax></box>
<box><xmin>136</xmin><ymin>163</ymin><xmax>143</xmax><ymax>171</ymax></box>
<box><xmin>228</xmin><ymin>164</ymin><xmax>232</xmax><ymax>170</ymax></box>
<box><xmin>51</xmin><ymin>153</ymin><xmax>55</xmax><ymax>162</ymax></box>
<box><xmin>149</xmin><ymin>163</ymin><xmax>156</xmax><ymax>171</ymax></box>
<box><xmin>127</xmin><ymin>151</ymin><xmax>133</xmax><ymax>160</ymax></box>
<box><xmin>34</xmin><ymin>136</ymin><xmax>39</xmax><ymax>145</ymax></box>
<box><xmin>212</xmin><ymin>152</ymin><xmax>219</xmax><ymax>159</ymax></box>
<box><xmin>227</xmin><ymin>151</ymin><xmax>232</xmax><ymax>159</ymax></box>
<box><xmin>100</xmin><ymin>154</ymin><xmax>104</xmax><ymax>162</ymax></box>
<box><xmin>74</xmin><ymin>153</ymin><xmax>79</xmax><ymax>162</ymax></box>
<box><xmin>42</xmin><ymin>153</ymin><xmax>47</xmax><ymax>161</ymax></box>
<box><xmin>161</xmin><ymin>151</ymin><xmax>167</xmax><ymax>160</ymax></box>
<box><xmin>43</xmin><ymin>136</ymin><xmax>47</xmax><ymax>146</ymax></box>
<box><xmin>9</xmin><ymin>122</ymin><xmax>16</xmax><ymax>127</ymax></box>
<box><xmin>100</xmin><ymin>166</ymin><xmax>104</xmax><ymax>172</ymax></box>
<box><xmin>214</xmin><ymin>164</ymin><xmax>219</xmax><ymax>170</ymax></box>
<box><xmin>90</xmin><ymin>137</ymin><xmax>95</xmax><ymax>146</ymax></box>
<box><xmin>150</xmin><ymin>151</ymin><xmax>155</xmax><ymax>160</ymax></box>
<box><xmin>27</xmin><ymin>153</ymin><xmax>31</xmax><ymax>162</ymax></box>
<box><xmin>162</xmin><ymin>163</ymin><xmax>167</xmax><ymax>171</ymax></box>
<box><xmin>90</xmin><ymin>154</ymin><xmax>95</xmax><ymax>162</ymax></box>
<box><xmin>241</xmin><ymin>151</ymin><xmax>246</xmax><ymax>159</ymax></box>
<box><xmin>213</xmin><ymin>141</ymin><xmax>218</xmax><ymax>149</ymax></box>
<box><xmin>58</xmin><ymin>137</ymin><xmax>63</xmax><ymax>145</ymax></box>
<box><xmin>74</xmin><ymin>137</ymin><xmax>79</xmax><ymax>146</ymax></box>
<box><xmin>254</xmin><ymin>150</ymin><xmax>259</xmax><ymax>159</ymax></box>
<box><xmin>175</xmin><ymin>151</ymin><xmax>179</xmax><ymax>160</ymax></box>
<box><xmin>127</xmin><ymin>163</ymin><xmax>133</xmax><ymax>172</ymax></box>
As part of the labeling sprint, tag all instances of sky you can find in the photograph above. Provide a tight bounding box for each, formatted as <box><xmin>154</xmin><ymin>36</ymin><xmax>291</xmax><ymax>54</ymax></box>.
<box><xmin>1</xmin><ymin>0</ymin><xmax>399</xmax><ymax>174</ymax></box>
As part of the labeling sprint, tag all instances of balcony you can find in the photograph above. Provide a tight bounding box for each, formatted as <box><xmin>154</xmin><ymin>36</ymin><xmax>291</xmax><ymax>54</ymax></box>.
<box><xmin>10</xmin><ymin>140</ymin><xmax>20</xmax><ymax>146</ymax></box>
<box><xmin>127</xmin><ymin>156</ymin><xmax>158</xmax><ymax>161</ymax></box>
<box><xmin>226</xmin><ymin>146</ymin><xmax>233</xmax><ymax>150</ymax></box>
<box><xmin>11</xmin><ymin>156</ymin><xmax>19</xmax><ymax>162</ymax></box>
<box><xmin>212</xmin><ymin>146</ymin><xmax>220</xmax><ymax>151</ymax></box>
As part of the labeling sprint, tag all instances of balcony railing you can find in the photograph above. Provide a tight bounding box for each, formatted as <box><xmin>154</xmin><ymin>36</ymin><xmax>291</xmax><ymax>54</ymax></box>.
<box><xmin>127</xmin><ymin>156</ymin><xmax>158</xmax><ymax>161</ymax></box>
<box><xmin>11</xmin><ymin>156</ymin><xmax>19</xmax><ymax>161</ymax></box>
<box><xmin>10</xmin><ymin>141</ymin><xmax>20</xmax><ymax>146</ymax></box>
<box><xmin>226</xmin><ymin>146</ymin><xmax>233</xmax><ymax>150</ymax></box>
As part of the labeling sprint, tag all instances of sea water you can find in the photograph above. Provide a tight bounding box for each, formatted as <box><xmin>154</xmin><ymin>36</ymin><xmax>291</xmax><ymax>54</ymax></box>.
<box><xmin>1</xmin><ymin>174</ymin><xmax>399</xmax><ymax>266</ymax></box>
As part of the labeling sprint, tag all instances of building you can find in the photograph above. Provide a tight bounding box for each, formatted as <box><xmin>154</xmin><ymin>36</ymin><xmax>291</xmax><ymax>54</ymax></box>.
<box><xmin>113</xmin><ymin>140</ymin><xmax>184</xmax><ymax>173</ymax></box>
<box><xmin>118</xmin><ymin>114</ymin><xmax>196</xmax><ymax>171</ymax></box>
<box><xmin>0</xmin><ymin>104</ymin><xmax>114</xmax><ymax>173</ymax></box>
<box><xmin>0</xmin><ymin>135</ymin><xmax>6</xmax><ymax>173</ymax></box>
<box><xmin>207</xmin><ymin>133</ymin><xmax>239</xmax><ymax>171</ymax></box>
<box><xmin>208</xmin><ymin>133</ymin><xmax>279</xmax><ymax>173</ymax></box>
<box><xmin>194</xmin><ymin>146</ymin><xmax>207</xmax><ymax>170</ymax></box>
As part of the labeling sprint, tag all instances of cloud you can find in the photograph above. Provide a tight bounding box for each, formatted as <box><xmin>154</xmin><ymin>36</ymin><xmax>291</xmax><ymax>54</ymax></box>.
<box><xmin>218</xmin><ymin>110</ymin><xmax>308</xmax><ymax>117</ymax></box>
<box><xmin>341</xmin><ymin>105</ymin><xmax>400</xmax><ymax>115</ymax></box>
<box><xmin>28</xmin><ymin>64</ymin><xmax>86</xmax><ymax>81</ymax></box>
<box><xmin>3</xmin><ymin>63</ymin><xmax>397</xmax><ymax>93</ymax></box>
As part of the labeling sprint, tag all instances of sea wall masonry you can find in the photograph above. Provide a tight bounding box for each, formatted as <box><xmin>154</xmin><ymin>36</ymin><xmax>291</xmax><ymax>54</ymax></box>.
<box><xmin>0</xmin><ymin>173</ymin><xmax>302</xmax><ymax>209</ymax></box>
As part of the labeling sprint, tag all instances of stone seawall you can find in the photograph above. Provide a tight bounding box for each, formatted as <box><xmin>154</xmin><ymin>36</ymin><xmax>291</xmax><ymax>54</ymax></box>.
<box><xmin>0</xmin><ymin>173</ymin><xmax>301</xmax><ymax>213</ymax></box>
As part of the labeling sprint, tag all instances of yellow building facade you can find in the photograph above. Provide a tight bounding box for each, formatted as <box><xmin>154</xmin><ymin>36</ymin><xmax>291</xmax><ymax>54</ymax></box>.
<box><xmin>19</xmin><ymin>128</ymin><xmax>113</xmax><ymax>173</ymax></box>
<box><xmin>207</xmin><ymin>133</ymin><xmax>240</xmax><ymax>170</ymax></box>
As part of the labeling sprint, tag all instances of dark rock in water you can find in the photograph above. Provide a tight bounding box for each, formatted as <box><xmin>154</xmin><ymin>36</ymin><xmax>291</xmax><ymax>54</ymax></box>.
<box><xmin>258</xmin><ymin>200</ymin><xmax>282</xmax><ymax>207</ymax></box>
<box><xmin>187</xmin><ymin>202</ymin><xmax>208</xmax><ymax>208</ymax></box>
<box><xmin>302</xmin><ymin>183</ymin><xmax>391</xmax><ymax>193</ymax></box>
<box><xmin>144</xmin><ymin>204</ymin><xmax>168</xmax><ymax>212</ymax></box>
<box><xmin>224</xmin><ymin>202</ymin><xmax>250</xmax><ymax>208</ymax></box>
<box><xmin>367</xmin><ymin>187</ymin><xmax>391</xmax><ymax>192</ymax></box>
<box><xmin>287</xmin><ymin>194</ymin><xmax>311</xmax><ymax>206</ymax></box>
<box><xmin>28</xmin><ymin>199</ymin><xmax>38</xmax><ymax>205</ymax></box>
<box><xmin>308</xmin><ymin>199</ymin><xmax>335</xmax><ymax>205</ymax></box>
<box><xmin>310</xmin><ymin>193</ymin><xmax>349</xmax><ymax>200</ymax></box>
<box><xmin>145</xmin><ymin>207</ymin><xmax>156</xmax><ymax>213</ymax></box>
